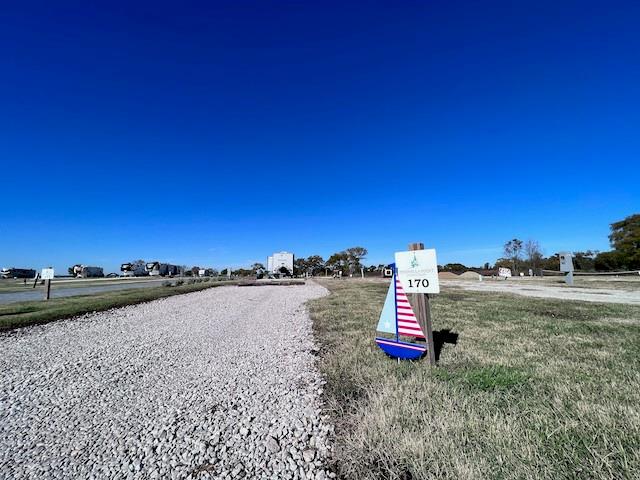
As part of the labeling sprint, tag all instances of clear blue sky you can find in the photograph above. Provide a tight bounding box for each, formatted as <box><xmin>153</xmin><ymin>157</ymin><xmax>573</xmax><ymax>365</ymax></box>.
<box><xmin>2</xmin><ymin>1</ymin><xmax>639</xmax><ymax>273</ymax></box>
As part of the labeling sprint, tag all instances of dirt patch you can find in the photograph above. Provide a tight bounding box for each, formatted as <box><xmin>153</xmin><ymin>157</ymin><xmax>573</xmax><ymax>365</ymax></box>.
<box><xmin>459</xmin><ymin>271</ymin><xmax>482</xmax><ymax>280</ymax></box>
<box><xmin>438</xmin><ymin>272</ymin><xmax>459</xmax><ymax>279</ymax></box>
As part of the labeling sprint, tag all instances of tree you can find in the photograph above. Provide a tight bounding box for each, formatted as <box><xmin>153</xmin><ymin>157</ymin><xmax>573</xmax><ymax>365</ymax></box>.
<box><xmin>326</xmin><ymin>252</ymin><xmax>349</xmax><ymax>274</ymax></box>
<box><xmin>293</xmin><ymin>258</ymin><xmax>308</xmax><ymax>276</ymax></box>
<box><xmin>607</xmin><ymin>214</ymin><xmax>640</xmax><ymax>269</ymax></box>
<box><xmin>442</xmin><ymin>263</ymin><xmax>467</xmax><ymax>273</ymax></box>
<box><xmin>524</xmin><ymin>240</ymin><xmax>543</xmax><ymax>271</ymax></box>
<box><xmin>504</xmin><ymin>239</ymin><xmax>523</xmax><ymax>273</ymax></box>
<box><xmin>305</xmin><ymin>255</ymin><xmax>325</xmax><ymax>275</ymax></box>
<box><xmin>593</xmin><ymin>214</ymin><xmax>640</xmax><ymax>271</ymax></box>
<box><xmin>251</xmin><ymin>263</ymin><xmax>265</xmax><ymax>274</ymax></box>
<box><xmin>610</xmin><ymin>214</ymin><xmax>640</xmax><ymax>252</ymax></box>
<box><xmin>594</xmin><ymin>251</ymin><xmax>625</xmax><ymax>271</ymax></box>
<box><xmin>494</xmin><ymin>258</ymin><xmax>513</xmax><ymax>269</ymax></box>
<box><xmin>345</xmin><ymin>246</ymin><xmax>368</xmax><ymax>275</ymax></box>
<box><xmin>541</xmin><ymin>254</ymin><xmax>560</xmax><ymax>271</ymax></box>
<box><xmin>233</xmin><ymin>268</ymin><xmax>253</xmax><ymax>276</ymax></box>
<box><xmin>573</xmin><ymin>251</ymin><xmax>597</xmax><ymax>271</ymax></box>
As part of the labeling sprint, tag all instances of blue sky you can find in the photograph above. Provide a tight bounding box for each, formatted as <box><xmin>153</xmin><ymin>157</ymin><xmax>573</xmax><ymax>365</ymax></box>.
<box><xmin>1</xmin><ymin>1</ymin><xmax>639</xmax><ymax>273</ymax></box>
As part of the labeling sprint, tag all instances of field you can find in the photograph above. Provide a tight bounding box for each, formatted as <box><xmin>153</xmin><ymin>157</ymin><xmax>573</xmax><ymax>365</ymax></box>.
<box><xmin>0</xmin><ymin>280</ymin><xmax>236</xmax><ymax>331</ymax></box>
<box><xmin>309</xmin><ymin>278</ymin><xmax>640</xmax><ymax>479</ymax></box>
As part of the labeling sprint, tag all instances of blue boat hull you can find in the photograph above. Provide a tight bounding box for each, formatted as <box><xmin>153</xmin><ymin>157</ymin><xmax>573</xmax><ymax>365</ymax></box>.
<box><xmin>375</xmin><ymin>337</ymin><xmax>426</xmax><ymax>360</ymax></box>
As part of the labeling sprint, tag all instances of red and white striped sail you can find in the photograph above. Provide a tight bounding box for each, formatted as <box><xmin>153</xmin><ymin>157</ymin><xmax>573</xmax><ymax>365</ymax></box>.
<box><xmin>395</xmin><ymin>278</ymin><xmax>426</xmax><ymax>338</ymax></box>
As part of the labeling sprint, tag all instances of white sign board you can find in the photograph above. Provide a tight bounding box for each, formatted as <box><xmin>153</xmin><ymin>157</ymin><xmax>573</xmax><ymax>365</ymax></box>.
<box><xmin>395</xmin><ymin>249</ymin><xmax>440</xmax><ymax>294</ymax></box>
<box><xmin>41</xmin><ymin>268</ymin><xmax>54</xmax><ymax>280</ymax></box>
<box><xmin>559</xmin><ymin>252</ymin><xmax>574</xmax><ymax>272</ymax></box>
<box><xmin>498</xmin><ymin>267</ymin><xmax>512</xmax><ymax>278</ymax></box>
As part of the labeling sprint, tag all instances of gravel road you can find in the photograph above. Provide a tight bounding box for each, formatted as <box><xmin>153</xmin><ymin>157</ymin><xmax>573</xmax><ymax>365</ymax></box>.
<box><xmin>443</xmin><ymin>279</ymin><xmax>640</xmax><ymax>305</ymax></box>
<box><xmin>0</xmin><ymin>284</ymin><xmax>333</xmax><ymax>479</ymax></box>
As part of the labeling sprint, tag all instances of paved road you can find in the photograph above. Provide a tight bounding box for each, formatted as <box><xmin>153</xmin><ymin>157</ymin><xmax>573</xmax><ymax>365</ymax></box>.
<box><xmin>0</xmin><ymin>284</ymin><xmax>333</xmax><ymax>479</ymax></box>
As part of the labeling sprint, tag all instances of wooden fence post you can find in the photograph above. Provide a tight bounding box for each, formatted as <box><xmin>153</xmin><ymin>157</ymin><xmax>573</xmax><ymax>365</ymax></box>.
<box><xmin>408</xmin><ymin>242</ymin><xmax>436</xmax><ymax>366</ymax></box>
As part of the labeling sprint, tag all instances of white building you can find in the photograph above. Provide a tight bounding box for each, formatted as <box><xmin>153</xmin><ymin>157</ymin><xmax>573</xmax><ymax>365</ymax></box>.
<box><xmin>268</xmin><ymin>251</ymin><xmax>294</xmax><ymax>275</ymax></box>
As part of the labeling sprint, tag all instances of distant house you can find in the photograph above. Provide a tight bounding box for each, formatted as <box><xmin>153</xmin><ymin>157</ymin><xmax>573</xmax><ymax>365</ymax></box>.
<box><xmin>267</xmin><ymin>251</ymin><xmax>294</xmax><ymax>277</ymax></box>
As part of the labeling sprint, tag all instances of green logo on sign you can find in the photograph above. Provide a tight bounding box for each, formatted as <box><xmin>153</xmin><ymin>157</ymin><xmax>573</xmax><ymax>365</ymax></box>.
<box><xmin>411</xmin><ymin>253</ymin><xmax>419</xmax><ymax>269</ymax></box>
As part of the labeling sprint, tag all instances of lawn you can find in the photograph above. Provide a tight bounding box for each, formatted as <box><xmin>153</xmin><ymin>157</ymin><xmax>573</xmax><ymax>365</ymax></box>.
<box><xmin>309</xmin><ymin>278</ymin><xmax>640</xmax><ymax>479</ymax></box>
<box><xmin>0</xmin><ymin>280</ymin><xmax>236</xmax><ymax>331</ymax></box>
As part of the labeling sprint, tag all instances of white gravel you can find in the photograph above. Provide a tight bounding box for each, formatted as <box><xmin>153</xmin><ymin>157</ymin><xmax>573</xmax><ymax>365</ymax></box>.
<box><xmin>0</xmin><ymin>283</ymin><xmax>334</xmax><ymax>479</ymax></box>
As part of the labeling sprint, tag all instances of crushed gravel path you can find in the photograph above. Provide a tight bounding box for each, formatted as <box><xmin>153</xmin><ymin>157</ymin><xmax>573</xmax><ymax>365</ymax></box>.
<box><xmin>443</xmin><ymin>279</ymin><xmax>640</xmax><ymax>305</ymax></box>
<box><xmin>0</xmin><ymin>283</ymin><xmax>333</xmax><ymax>480</ymax></box>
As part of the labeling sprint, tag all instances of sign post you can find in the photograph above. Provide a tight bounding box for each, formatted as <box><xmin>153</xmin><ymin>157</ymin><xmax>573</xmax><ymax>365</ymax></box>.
<box><xmin>559</xmin><ymin>252</ymin><xmax>574</xmax><ymax>286</ymax></box>
<box><xmin>41</xmin><ymin>268</ymin><xmax>54</xmax><ymax>300</ymax></box>
<box><xmin>395</xmin><ymin>243</ymin><xmax>438</xmax><ymax>366</ymax></box>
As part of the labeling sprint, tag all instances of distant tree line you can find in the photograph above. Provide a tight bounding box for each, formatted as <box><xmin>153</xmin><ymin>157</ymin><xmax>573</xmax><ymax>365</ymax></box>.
<box><xmin>208</xmin><ymin>214</ymin><xmax>640</xmax><ymax>278</ymax></box>
<box><xmin>293</xmin><ymin>247</ymin><xmax>369</xmax><ymax>276</ymax></box>
<box><xmin>448</xmin><ymin>213</ymin><xmax>639</xmax><ymax>274</ymax></box>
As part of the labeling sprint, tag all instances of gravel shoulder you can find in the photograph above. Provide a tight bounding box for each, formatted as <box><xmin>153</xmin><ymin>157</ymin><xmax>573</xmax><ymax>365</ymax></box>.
<box><xmin>0</xmin><ymin>283</ymin><xmax>333</xmax><ymax>480</ymax></box>
<box><xmin>442</xmin><ymin>279</ymin><xmax>640</xmax><ymax>305</ymax></box>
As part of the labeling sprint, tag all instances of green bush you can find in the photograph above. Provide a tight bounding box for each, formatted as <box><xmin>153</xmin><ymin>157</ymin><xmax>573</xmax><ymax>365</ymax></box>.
<box><xmin>162</xmin><ymin>281</ymin><xmax>173</xmax><ymax>287</ymax></box>
<box><xmin>174</xmin><ymin>279</ymin><xmax>184</xmax><ymax>286</ymax></box>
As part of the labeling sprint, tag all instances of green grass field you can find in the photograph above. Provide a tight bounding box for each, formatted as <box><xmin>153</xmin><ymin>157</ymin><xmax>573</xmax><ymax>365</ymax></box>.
<box><xmin>0</xmin><ymin>280</ymin><xmax>236</xmax><ymax>331</ymax></box>
<box><xmin>309</xmin><ymin>279</ymin><xmax>640</xmax><ymax>479</ymax></box>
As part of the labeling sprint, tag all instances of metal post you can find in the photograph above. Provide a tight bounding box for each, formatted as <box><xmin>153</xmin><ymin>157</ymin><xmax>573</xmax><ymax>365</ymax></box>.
<box><xmin>565</xmin><ymin>271</ymin><xmax>574</xmax><ymax>286</ymax></box>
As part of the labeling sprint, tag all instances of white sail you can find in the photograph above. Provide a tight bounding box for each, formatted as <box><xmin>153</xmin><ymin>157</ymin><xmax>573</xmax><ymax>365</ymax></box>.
<box><xmin>376</xmin><ymin>281</ymin><xmax>396</xmax><ymax>334</ymax></box>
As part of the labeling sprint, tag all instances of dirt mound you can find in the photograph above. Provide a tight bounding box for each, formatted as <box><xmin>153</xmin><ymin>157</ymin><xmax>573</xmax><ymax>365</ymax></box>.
<box><xmin>459</xmin><ymin>271</ymin><xmax>482</xmax><ymax>280</ymax></box>
<box><xmin>438</xmin><ymin>272</ymin><xmax>459</xmax><ymax>279</ymax></box>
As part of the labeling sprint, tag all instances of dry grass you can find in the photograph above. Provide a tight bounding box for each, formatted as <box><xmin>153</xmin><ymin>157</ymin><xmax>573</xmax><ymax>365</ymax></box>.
<box><xmin>308</xmin><ymin>279</ymin><xmax>640</xmax><ymax>479</ymax></box>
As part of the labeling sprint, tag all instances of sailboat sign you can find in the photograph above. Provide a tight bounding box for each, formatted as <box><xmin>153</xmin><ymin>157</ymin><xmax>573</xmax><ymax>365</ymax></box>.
<box><xmin>375</xmin><ymin>263</ymin><xmax>428</xmax><ymax>360</ymax></box>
